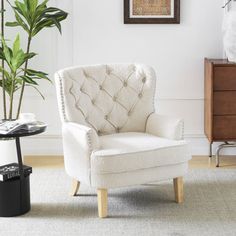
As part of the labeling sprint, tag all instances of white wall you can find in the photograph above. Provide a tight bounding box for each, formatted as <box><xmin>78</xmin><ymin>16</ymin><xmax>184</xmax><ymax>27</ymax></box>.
<box><xmin>1</xmin><ymin>0</ymin><xmax>228</xmax><ymax>156</ymax></box>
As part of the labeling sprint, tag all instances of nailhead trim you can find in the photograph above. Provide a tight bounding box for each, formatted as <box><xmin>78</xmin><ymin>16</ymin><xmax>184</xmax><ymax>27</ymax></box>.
<box><xmin>57</xmin><ymin>73</ymin><xmax>67</xmax><ymax>122</ymax></box>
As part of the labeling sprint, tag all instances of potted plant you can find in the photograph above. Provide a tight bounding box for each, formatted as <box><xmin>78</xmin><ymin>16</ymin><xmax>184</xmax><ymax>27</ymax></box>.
<box><xmin>0</xmin><ymin>0</ymin><xmax>68</xmax><ymax>164</ymax></box>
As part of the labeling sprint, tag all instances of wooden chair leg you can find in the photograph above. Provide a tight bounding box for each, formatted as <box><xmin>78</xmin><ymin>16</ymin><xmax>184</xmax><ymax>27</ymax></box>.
<box><xmin>69</xmin><ymin>179</ymin><xmax>80</xmax><ymax>196</ymax></box>
<box><xmin>97</xmin><ymin>188</ymin><xmax>108</xmax><ymax>218</ymax></box>
<box><xmin>173</xmin><ymin>177</ymin><xmax>184</xmax><ymax>203</ymax></box>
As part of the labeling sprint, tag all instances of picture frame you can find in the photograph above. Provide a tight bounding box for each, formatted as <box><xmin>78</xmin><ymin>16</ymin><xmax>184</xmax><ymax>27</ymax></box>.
<box><xmin>124</xmin><ymin>0</ymin><xmax>180</xmax><ymax>24</ymax></box>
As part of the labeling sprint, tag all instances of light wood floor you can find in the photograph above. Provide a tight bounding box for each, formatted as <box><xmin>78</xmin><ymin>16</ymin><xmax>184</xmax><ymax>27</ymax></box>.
<box><xmin>24</xmin><ymin>156</ymin><xmax>236</xmax><ymax>169</ymax></box>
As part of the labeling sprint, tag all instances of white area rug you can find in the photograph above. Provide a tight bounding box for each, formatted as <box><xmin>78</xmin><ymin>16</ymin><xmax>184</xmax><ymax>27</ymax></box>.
<box><xmin>0</xmin><ymin>168</ymin><xmax>236</xmax><ymax>236</ymax></box>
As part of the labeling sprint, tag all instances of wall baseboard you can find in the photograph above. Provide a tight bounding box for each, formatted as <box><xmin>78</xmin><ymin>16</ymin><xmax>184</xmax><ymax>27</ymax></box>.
<box><xmin>21</xmin><ymin>134</ymin><xmax>236</xmax><ymax>157</ymax></box>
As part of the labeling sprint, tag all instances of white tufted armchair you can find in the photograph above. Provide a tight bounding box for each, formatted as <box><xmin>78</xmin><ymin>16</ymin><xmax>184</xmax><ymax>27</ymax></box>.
<box><xmin>55</xmin><ymin>64</ymin><xmax>191</xmax><ymax>218</ymax></box>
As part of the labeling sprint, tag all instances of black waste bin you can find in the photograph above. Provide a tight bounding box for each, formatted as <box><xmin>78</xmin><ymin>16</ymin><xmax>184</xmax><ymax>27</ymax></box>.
<box><xmin>0</xmin><ymin>176</ymin><xmax>30</xmax><ymax>217</ymax></box>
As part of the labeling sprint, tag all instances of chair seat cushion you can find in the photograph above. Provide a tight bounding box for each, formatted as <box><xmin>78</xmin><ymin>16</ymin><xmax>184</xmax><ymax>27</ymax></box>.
<box><xmin>91</xmin><ymin>132</ymin><xmax>191</xmax><ymax>174</ymax></box>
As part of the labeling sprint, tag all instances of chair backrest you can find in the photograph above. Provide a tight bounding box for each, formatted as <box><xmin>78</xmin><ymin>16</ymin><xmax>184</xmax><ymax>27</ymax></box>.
<box><xmin>55</xmin><ymin>64</ymin><xmax>156</xmax><ymax>135</ymax></box>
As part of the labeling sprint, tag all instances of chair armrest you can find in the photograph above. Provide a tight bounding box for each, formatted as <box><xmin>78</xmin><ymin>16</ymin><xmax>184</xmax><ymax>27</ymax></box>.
<box><xmin>146</xmin><ymin>113</ymin><xmax>184</xmax><ymax>140</ymax></box>
<box><xmin>62</xmin><ymin>122</ymin><xmax>100</xmax><ymax>184</ymax></box>
<box><xmin>63</xmin><ymin>122</ymin><xmax>100</xmax><ymax>152</ymax></box>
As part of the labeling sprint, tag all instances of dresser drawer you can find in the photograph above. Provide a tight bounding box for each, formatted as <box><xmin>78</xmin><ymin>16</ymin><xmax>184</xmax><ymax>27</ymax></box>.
<box><xmin>213</xmin><ymin>91</ymin><xmax>236</xmax><ymax>115</ymax></box>
<box><xmin>214</xmin><ymin>66</ymin><xmax>236</xmax><ymax>91</ymax></box>
<box><xmin>213</xmin><ymin>116</ymin><xmax>236</xmax><ymax>140</ymax></box>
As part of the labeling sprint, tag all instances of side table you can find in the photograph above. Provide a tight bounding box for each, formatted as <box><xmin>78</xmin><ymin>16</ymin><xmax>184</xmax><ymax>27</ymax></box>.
<box><xmin>0</xmin><ymin>125</ymin><xmax>46</xmax><ymax>217</ymax></box>
<box><xmin>204</xmin><ymin>58</ymin><xmax>236</xmax><ymax>167</ymax></box>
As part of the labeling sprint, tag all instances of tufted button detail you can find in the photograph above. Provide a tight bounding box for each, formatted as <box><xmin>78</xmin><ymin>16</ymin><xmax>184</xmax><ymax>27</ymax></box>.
<box><xmin>65</xmin><ymin>65</ymin><xmax>155</xmax><ymax>137</ymax></box>
<box><xmin>138</xmin><ymin>93</ymin><xmax>143</xmax><ymax>99</ymax></box>
<box><xmin>97</xmin><ymin>130</ymin><xmax>101</xmax><ymax>135</ymax></box>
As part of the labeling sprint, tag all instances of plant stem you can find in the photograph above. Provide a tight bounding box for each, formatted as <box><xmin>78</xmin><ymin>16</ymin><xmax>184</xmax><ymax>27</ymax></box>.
<box><xmin>1</xmin><ymin>0</ymin><xmax>6</xmax><ymax>119</ymax></box>
<box><xmin>16</xmin><ymin>35</ymin><xmax>32</xmax><ymax>119</ymax></box>
<box><xmin>8</xmin><ymin>73</ymin><xmax>15</xmax><ymax>119</ymax></box>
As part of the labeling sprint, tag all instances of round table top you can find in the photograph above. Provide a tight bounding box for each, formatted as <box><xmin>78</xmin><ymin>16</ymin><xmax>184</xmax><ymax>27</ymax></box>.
<box><xmin>0</xmin><ymin>124</ymin><xmax>47</xmax><ymax>139</ymax></box>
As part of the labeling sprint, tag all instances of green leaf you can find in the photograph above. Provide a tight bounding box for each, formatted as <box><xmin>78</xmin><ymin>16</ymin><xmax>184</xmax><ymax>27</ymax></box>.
<box><xmin>12</xmin><ymin>49</ymin><xmax>25</xmax><ymax>70</ymax></box>
<box><xmin>5</xmin><ymin>21</ymin><xmax>20</xmax><ymax>27</ymax></box>
<box><xmin>15</xmin><ymin>0</ymin><xmax>31</xmax><ymax>24</ymax></box>
<box><xmin>14</xmin><ymin>10</ymin><xmax>30</xmax><ymax>33</ymax></box>
<box><xmin>29</xmin><ymin>0</ymin><xmax>38</xmax><ymax>14</ymax></box>
<box><xmin>13</xmin><ymin>34</ymin><xmax>20</xmax><ymax>57</ymax></box>
<box><xmin>1</xmin><ymin>35</ymin><xmax>37</xmax><ymax>74</ymax></box>
<box><xmin>0</xmin><ymin>67</ymin><xmax>11</xmax><ymax>81</ymax></box>
<box><xmin>20</xmin><ymin>75</ymin><xmax>38</xmax><ymax>85</ymax></box>
<box><xmin>1</xmin><ymin>37</ymin><xmax>11</xmax><ymax>65</ymax></box>
<box><xmin>35</xmin><ymin>0</ymin><xmax>48</xmax><ymax>16</ymax></box>
<box><xmin>25</xmin><ymin>69</ymin><xmax>51</xmax><ymax>81</ymax></box>
<box><xmin>24</xmin><ymin>52</ymin><xmax>37</xmax><ymax>60</ymax></box>
<box><xmin>1</xmin><ymin>35</ymin><xmax>31</xmax><ymax>73</ymax></box>
<box><xmin>32</xmin><ymin>19</ymin><xmax>53</xmax><ymax>36</ymax></box>
<box><xmin>6</xmin><ymin>0</ymin><xmax>68</xmax><ymax>37</ymax></box>
<box><xmin>0</xmin><ymin>47</ymin><xmax>5</xmax><ymax>60</ymax></box>
<box><xmin>15</xmin><ymin>77</ymin><xmax>24</xmax><ymax>85</ymax></box>
<box><xmin>0</xmin><ymin>79</ymin><xmax>12</xmax><ymax>95</ymax></box>
<box><xmin>0</xmin><ymin>67</ymin><xmax>19</xmax><ymax>95</ymax></box>
<box><xmin>50</xmin><ymin>17</ymin><xmax>61</xmax><ymax>33</ymax></box>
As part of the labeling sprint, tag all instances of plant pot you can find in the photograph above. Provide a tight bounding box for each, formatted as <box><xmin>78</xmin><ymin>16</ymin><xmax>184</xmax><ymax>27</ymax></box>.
<box><xmin>0</xmin><ymin>139</ymin><xmax>18</xmax><ymax>166</ymax></box>
<box><xmin>223</xmin><ymin>11</ymin><xmax>236</xmax><ymax>62</ymax></box>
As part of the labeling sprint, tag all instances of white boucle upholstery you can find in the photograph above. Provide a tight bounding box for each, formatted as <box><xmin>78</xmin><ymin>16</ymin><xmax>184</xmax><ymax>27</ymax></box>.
<box><xmin>55</xmin><ymin>64</ymin><xmax>156</xmax><ymax>135</ymax></box>
<box><xmin>55</xmin><ymin>64</ymin><xmax>191</xmax><ymax>189</ymax></box>
<box><xmin>146</xmin><ymin>113</ymin><xmax>184</xmax><ymax>140</ymax></box>
<box><xmin>91</xmin><ymin>132</ymin><xmax>190</xmax><ymax>174</ymax></box>
<box><xmin>91</xmin><ymin>163</ymin><xmax>188</xmax><ymax>188</ymax></box>
<box><xmin>62</xmin><ymin>122</ymin><xmax>99</xmax><ymax>184</ymax></box>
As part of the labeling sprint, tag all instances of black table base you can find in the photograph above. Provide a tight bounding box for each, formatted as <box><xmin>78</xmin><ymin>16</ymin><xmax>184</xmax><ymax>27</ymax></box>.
<box><xmin>0</xmin><ymin>124</ymin><xmax>46</xmax><ymax>217</ymax></box>
<box><xmin>0</xmin><ymin>175</ymin><xmax>30</xmax><ymax>217</ymax></box>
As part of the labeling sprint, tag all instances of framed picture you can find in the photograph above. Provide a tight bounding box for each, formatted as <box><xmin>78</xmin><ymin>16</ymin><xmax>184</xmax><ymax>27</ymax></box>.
<box><xmin>124</xmin><ymin>0</ymin><xmax>180</xmax><ymax>24</ymax></box>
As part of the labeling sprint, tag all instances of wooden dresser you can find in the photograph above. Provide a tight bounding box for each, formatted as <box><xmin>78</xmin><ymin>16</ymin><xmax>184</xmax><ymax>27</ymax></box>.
<box><xmin>204</xmin><ymin>58</ymin><xmax>236</xmax><ymax>156</ymax></box>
